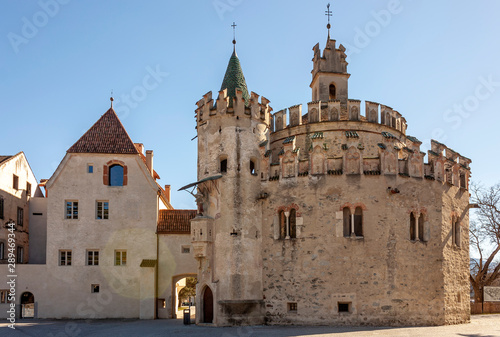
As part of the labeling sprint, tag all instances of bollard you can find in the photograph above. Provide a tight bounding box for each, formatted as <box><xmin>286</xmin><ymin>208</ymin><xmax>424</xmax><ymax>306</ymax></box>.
<box><xmin>183</xmin><ymin>308</ymin><xmax>190</xmax><ymax>325</ymax></box>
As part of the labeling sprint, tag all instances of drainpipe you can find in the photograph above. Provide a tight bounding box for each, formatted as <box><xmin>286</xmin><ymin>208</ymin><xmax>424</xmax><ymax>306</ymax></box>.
<box><xmin>155</xmin><ymin>231</ymin><xmax>159</xmax><ymax>319</ymax></box>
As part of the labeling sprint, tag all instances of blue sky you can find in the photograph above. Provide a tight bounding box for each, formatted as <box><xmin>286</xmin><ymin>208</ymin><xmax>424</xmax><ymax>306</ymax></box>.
<box><xmin>1</xmin><ymin>0</ymin><xmax>500</xmax><ymax>209</ymax></box>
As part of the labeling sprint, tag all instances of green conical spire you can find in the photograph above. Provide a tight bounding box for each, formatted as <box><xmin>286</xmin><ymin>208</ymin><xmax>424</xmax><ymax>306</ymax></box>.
<box><xmin>220</xmin><ymin>49</ymin><xmax>250</xmax><ymax>106</ymax></box>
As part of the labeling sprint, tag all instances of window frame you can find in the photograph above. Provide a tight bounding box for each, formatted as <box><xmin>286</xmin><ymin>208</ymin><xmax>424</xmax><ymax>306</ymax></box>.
<box><xmin>59</xmin><ymin>250</ymin><xmax>72</xmax><ymax>266</ymax></box>
<box><xmin>109</xmin><ymin>164</ymin><xmax>124</xmax><ymax>186</ymax></box>
<box><xmin>17</xmin><ymin>246</ymin><xmax>24</xmax><ymax>263</ymax></box>
<box><xmin>17</xmin><ymin>207</ymin><xmax>24</xmax><ymax>226</ymax></box>
<box><xmin>91</xmin><ymin>284</ymin><xmax>100</xmax><ymax>293</ymax></box>
<box><xmin>96</xmin><ymin>201</ymin><xmax>109</xmax><ymax>220</ymax></box>
<box><xmin>87</xmin><ymin>164</ymin><xmax>94</xmax><ymax>174</ymax></box>
<box><xmin>65</xmin><ymin>200</ymin><xmax>79</xmax><ymax>219</ymax></box>
<box><xmin>87</xmin><ymin>250</ymin><xmax>99</xmax><ymax>266</ymax></box>
<box><xmin>115</xmin><ymin>250</ymin><xmax>127</xmax><ymax>266</ymax></box>
<box><xmin>26</xmin><ymin>182</ymin><xmax>31</xmax><ymax>197</ymax></box>
<box><xmin>13</xmin><ymin>174</ymin><xmax>19</xmax><ymax>190</ymax></box>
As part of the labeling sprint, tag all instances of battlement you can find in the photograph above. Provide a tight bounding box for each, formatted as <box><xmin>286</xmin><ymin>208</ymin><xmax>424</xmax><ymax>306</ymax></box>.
<box><xmin>195</xmin><ymin>89</ymin><xmax>272</xmax><ymax>126</ymax></box>
<box><xmin>271</xmin><ymin>99</ymin><xmax>408</xmax><ymax>134</ymax></box>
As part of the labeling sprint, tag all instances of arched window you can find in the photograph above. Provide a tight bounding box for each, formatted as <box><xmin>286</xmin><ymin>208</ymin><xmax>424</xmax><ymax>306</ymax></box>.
<box><xmin>289</xmin><ymin>209</ymin><xmax>297</xmax><ymax>239</ymax></box>
<box><xmin>279</xmin><ymin>211</ymin><xmax>286</xmax><ymax>239</ymax></box>
<box><xmin>343</xmin><ymin>207</ymin><xmax>351</xmax><ymax>237</ymax></box>
<box><xmin>250</xmin><ymin>160</ymin><xmax>256</xmax><ymax>175</ymax></box>
<box><xmin>329</xmin><ymin>84</ymin><xmax>336</xmax><ymax>100</ymax></box>
<box><xmin>418</xmin><ymin>213</ymin><xmax>425</xmax><ymax>241</ymax></box>
<box><xmin>354</xmin><ymin>207</ymin><xmax>363</xmax><ymax>237</ymax></box>
<box><xmin>109</xmin><ymin>165</ymin><xmax>124</xmax><ymax>186</ymax></box>
<box><xmin>410</xmin><ymin>213</ymin><xmax>416</xmax><ymax>241</ymax></box>
<box><xmin>220</xmin><ymin>158</ymin><xmax>227</xmax><ymax>173</ymax></box>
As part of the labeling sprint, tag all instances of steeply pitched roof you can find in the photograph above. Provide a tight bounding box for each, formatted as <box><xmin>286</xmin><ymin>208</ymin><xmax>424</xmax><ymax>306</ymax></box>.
<box><xmin>67</xmin><ymin>108</ymin><xmax>138</xmax><ymax>154</ymax></box>
<box><xmin>0</xmin><ymin>156</ymin><xmax>13</xmax><ymax>164</ymax></box>
<box><xmin>157</xmin><ymin>209</ymin><xmax>196</xmax><ymax>234</ymax></box>
<box><xmin>220</xmin><ymin>50</ymin><xmax>250</xmax><ymax>106</ymax></box>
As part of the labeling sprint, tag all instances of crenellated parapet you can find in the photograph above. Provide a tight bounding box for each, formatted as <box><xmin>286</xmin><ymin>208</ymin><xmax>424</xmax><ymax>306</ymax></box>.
<box><xmin>195</xmin><ymin>89</ymin><xmax>272</xmax><ymax>127</ymax></box>
<box><xmin>269</xmin><ymin>99</ymin><xmax>408</xmax><ymax>135</ymax></box>
<box><xmin>426</xmin><ymin>140</ymin><xmax>471</xmax><ymax>188</ymax></box>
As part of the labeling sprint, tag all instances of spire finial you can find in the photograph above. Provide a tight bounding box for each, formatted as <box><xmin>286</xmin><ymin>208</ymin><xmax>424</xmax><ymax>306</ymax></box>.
<box><xmin>231</xmin><ymin>22</ymin><xmax>237</xmax><ymax>51</ymax></box>
<box><xmin>110</xmin><ymin>90</ymin><xmax>114</xmax><ymax>108</ymax></box>
<box><xmin>325</xmin><ymin>3</ymin><xmax>332</xmax><ymax>38</ymax></box>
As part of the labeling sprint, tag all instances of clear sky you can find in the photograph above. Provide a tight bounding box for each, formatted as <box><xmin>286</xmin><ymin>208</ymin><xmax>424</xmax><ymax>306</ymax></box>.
<box><xmin>1</xmin><ymin>0</ymin><xmax>500</xmax><ymax>209</ymax></box>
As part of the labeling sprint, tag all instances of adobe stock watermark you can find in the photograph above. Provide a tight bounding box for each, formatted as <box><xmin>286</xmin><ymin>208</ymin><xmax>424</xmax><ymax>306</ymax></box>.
<box><xmin>422</xmin><ymin>75</ymin><xmax>500</xmax><ymax>151</ymax></box>
<box><xmin>343</xmin><ymin>0</ymin><xmax>405</xmax><ymax>56</ymax></box>
<box><xmin>113</xmin><ymin>65</ymin><xmax>169</xmax><ymax>120</ymax></box>
<box><xmin>213</xmin><ymin>0</ymin><xmax>244</xmax><ymax>21</ymax></box>
<box><xmin>7</xmin><ymin>0</ymin><xmax>71</xmax><ymax>54</ymax></box>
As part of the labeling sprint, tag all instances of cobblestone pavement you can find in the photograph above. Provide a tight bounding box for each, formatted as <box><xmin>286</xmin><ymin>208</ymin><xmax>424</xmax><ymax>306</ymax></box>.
<box><xmin>1</xmin><ymin>314</ymin><xmax>499</xmax><ymax>337</ymax></box>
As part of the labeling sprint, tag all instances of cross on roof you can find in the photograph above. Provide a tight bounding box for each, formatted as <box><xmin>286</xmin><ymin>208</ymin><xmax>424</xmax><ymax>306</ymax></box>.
<box><xmin>231</xmin><ymin>22</ymin><xmax>237</xmax><ymax>45</ymax></box>
<box><xmin>325</xmin><ymin>3</ymin><xmax>332</xmax><ymax>31</ymax></box>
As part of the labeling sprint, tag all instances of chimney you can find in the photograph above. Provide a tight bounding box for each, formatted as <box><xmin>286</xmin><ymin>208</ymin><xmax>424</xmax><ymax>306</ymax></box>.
<box><xmin>146</xmin><ymin>150</ymin><xmax>153</xmax><ymax>176</ymax></box>
<box><xmin>134</xmin><ymin>143</ymin><xmax>144</xmax><ymax>154</ymax></box>
<box><xmin>164</xmin><ymin>185</ymin><xmax>171</xmax><ymax>203</ymax></box>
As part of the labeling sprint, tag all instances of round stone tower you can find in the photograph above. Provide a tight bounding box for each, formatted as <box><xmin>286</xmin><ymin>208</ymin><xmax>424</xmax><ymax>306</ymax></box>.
<box><xmin>191</xmin><ymin>44</ymin><xmax>272</xmax><ymax>326</ymax></box>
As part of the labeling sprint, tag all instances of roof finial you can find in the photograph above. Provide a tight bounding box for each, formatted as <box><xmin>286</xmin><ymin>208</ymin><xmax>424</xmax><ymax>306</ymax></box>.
<box><xmin>110</xmin><ymin>90</ymin><xmax>114</xmax><ymax>108</ymax></box>
<box><xmin>231</xmin><ymin>22</ymin><xmax>237</xmax><ymax>51</ymax></box>
<box><xmin>325</xmin><ymin>3</ymin><xmax>332</xmax><ymax>39</ymax></box>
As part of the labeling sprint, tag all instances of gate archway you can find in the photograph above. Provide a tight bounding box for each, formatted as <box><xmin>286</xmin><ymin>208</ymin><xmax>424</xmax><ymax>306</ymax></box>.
<box><xmin>21</xmin><ymin>292</ymin><xmax>35</xmax><ymax>318</ymax></box>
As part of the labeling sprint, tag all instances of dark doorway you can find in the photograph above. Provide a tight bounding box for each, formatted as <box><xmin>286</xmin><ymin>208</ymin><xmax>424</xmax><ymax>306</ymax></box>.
<box><xmin>21</xmin><ymin>292</ymin><xmax>34</xmax><ymax>318</ymax></box>
<box><xmin>202</xmin><ymin>286</ymin><xmax>213</xmax><ymax>323</ymax></box>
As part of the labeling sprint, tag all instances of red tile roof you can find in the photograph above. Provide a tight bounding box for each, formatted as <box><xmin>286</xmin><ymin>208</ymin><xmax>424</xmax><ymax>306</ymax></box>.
<box><xmin>67</xmin><ymin>108</ymin><xmax>139</xmax><ymax>154</ymax></box>
<box><xmin>157</xmin><ymin>209</ymin><xmax>196</xmax><ymax>234</ymax></box>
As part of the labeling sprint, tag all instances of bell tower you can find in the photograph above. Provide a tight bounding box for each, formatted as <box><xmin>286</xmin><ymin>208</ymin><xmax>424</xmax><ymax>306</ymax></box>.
<box><xmin>310</xmin><ymin>3</ymin><xmax>350</xmax><ymax>103</ymax></box>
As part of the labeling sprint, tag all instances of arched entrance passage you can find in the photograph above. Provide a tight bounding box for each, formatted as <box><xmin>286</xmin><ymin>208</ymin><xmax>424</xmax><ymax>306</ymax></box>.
<box><xmin>171</xmin><ymin>274</ymin><xmax>197</xmax><ymax>319</ymax></box>
<box><xmin>21</xmin><ymin>292</ymin><xmax>35</xmax><ymax>318</ymax></box>
<box><xmin>202</xmin><ymin>286</ymin><xmax>213</xmax><ymax>323</ymax></box>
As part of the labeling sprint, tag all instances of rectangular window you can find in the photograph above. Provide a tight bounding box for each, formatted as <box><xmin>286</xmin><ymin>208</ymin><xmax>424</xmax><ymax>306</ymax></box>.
<box><xmin>65</xmin><ymin>201</ymin><xmax>78</xmax><ymax>219</ymax></box>
<box><xmin>96</xmin><ymin>201</ymin><xmax>109</xmax><ymax>220</ymax></box>
<box><xmin>87</xmin><ymin>250</ymin><xmax>99</xmax><ymax>266</ymax></box>
<box><xmin>0</xmin><ymin>198</ymin><xmax>4</xmax><ymax>219</ymax></box>
<box><xmin>59</xmin><ymin>250</ymin><xmax>72</xmax><ymax>266</ymax></box>
<box><xmin>0</xmin><ymin>242</ymin><xmax>4</xmax><ymax>260</ymax></box>
<box><xmin>287</xmin><ymin>302</ymin><xmax>297</xmax><ymax>312</ymax></box>
<box><xmin>0</xmin><ymin>290</ymin><xmax>7</xmax><ymax>303</ymax></box>
<box><xmin>17</xmin><ymin>246</ymin><xmax>24</xmax><ymax>263</ymax></box>
<box><xmin>181</xmin><ymin>246</ymin><xmax>190</xmax><ymax>254</ymax></box>
<box><xmin>91</xmin><ymin>284</ymin><xmax>100</xmax><ymax>293</ymax></box>
<box><xmin>87</xmin><ymin>164</ymin><xmax>94</xmax><ymax>173</ymax></box>
<box><xmin>26</xmin><ymin>182</ymin><xmax>31</xmax><ymax>197</ymax></box>
<box><xmin>115</xmin><ymin>250</ymin><xmax>127</xmax><ymax>266</ymax></box>
<box><xmin>17</xmin><ymin>207</ymin><xmax>24</xmax><ymax>226</ymax></box>
<box><xmin>338</xmin><ymin>302</ymin><xmax>351</xmax><ymax>313</ymax></box>
<box><xmin>13</xmin><ymin>174</ymin><xmax>19</xmax><ymax>190</ymax></box>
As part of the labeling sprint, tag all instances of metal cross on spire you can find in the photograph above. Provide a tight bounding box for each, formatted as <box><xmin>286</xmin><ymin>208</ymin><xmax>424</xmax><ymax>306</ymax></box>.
<box><xmin>231</xmin><ymin>22</ymin><xmax>237</xmax><ymax>46</ymax></box>
<box><xmin>325</xmin><ymin>3</ymin><xmax>333</xmax><ymax>37</ymax></box>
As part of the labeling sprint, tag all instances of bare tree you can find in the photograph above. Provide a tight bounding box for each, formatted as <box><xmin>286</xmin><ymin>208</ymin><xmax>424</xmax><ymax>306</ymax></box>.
<box><xmin>470</xmin><ymin>183</ymin><xmax>500</xmax><ymax>303</ymax></box>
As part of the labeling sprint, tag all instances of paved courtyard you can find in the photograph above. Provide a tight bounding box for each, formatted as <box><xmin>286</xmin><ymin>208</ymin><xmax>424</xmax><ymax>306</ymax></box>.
<box><xmin>1</xmin><ymin>314</ymin><xmax>499</xmax><ymax>337</ymax></box>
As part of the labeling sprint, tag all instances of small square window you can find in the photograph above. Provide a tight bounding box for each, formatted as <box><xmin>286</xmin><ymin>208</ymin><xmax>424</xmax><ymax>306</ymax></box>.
<box><xmin>338</xmin><ymin>302</ymin><xmax>351</xmax><ymax>313</ymax></box>
<box><xmin>287</xmin><ymin>302</ymin><xmax>297</xmax><ymax>312</ymax></box>
<box><xmin>91</xmin><ymin>284</ymin><xmax>100</xmax><ymax>293</ymax></box>
<box><xmin>181</xmin><ymin>246</ymin><xmax>190</xmax><ymax>254</ymax></box>
<box><xmin>88</xmin><ymin>164</ymin><xmax>94</xmax><ymax>173</ymax></box>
